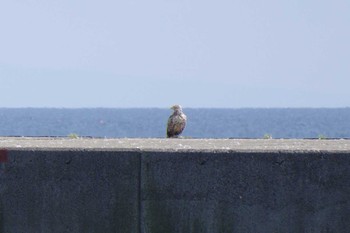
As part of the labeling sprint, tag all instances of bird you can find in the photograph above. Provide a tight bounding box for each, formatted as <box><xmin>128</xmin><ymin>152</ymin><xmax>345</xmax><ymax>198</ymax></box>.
<box><xmin>166</xmin><ymin>104</ymin><xmax>187</xmax><ymax>138</ymax></box>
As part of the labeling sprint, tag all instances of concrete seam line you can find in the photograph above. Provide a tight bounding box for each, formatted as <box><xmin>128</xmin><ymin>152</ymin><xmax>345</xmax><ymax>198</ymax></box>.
<box><xmin>138</xmin><ymin>151</ymin><xmax>143</xmax><ymax>233</ymax></box>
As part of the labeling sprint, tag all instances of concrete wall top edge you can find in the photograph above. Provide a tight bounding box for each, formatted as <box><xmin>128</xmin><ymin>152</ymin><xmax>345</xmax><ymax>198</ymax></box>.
<box><xmin>0</xmin><ymin>137</ymin><xmax>350</xmax><ymax>153</ymax></box>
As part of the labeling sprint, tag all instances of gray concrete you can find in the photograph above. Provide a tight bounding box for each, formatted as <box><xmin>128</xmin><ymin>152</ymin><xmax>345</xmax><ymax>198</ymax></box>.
<box><xmin>0</xmin><ymin>149</ymin><xmax>140</xmax><ymax>233</ymax></box>
<box><xmin>0</xmin><ymin>138</ymin><xmax>350</xmax><ymax>232</ymax></box>
<box><xmin>1</xmin><ymin>137</ymin><xmax>350</xmax><ymax>152</ymax></box>
<box><xmin>141</xmin><ymin>151</ymin><xmax>350</xmax><ymax>233</ymax></box>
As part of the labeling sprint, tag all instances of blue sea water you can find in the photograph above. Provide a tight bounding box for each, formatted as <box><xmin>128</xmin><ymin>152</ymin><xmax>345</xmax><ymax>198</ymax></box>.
<box><xmin>0</xmin><ymin>108</ymin><xmax>349</xmax><ymax>139</ymax></box>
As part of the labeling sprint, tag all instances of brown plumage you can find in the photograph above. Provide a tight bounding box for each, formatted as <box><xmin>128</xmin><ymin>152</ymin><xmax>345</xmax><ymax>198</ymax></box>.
<box><xmin>167</xmin><ymin>104</ymin><xmax>187</xmax><ymax>138</ymax></box>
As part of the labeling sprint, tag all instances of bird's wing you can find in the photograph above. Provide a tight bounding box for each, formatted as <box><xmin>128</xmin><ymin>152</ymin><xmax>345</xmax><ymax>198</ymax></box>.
<box><xmin>167</xmin><ymin>115</ymin><xmax>176</xmax><ymax>137</ymax></box>
<box><xmin>173</xmin><ymin>117</ymin><xmax>186</xmax><ymax>135</ymax></box>
<box><xmin>169</xmin><ymin>115</ymin><xmax>186</xmax><ymax>136</ymax></box>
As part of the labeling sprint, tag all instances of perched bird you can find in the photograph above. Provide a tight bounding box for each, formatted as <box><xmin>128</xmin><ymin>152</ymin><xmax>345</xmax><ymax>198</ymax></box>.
<box><xmin>167</xmin><ymin>104</ymin><xmax>187</xmax><ymax>138</ymax></box>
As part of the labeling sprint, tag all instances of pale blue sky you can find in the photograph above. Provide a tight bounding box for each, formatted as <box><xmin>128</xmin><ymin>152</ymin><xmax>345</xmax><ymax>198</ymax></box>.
<box><xmin>0</xmin><ymin>0</ymin><xmax>349</xmax><ymax>108</ymax></box>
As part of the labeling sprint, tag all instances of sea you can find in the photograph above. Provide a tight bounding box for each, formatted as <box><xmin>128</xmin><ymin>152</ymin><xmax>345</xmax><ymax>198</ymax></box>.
<box><xmin>0</xmin><ymin>108</ymin><xmax>349</xmax><ymax>139</ymax></box>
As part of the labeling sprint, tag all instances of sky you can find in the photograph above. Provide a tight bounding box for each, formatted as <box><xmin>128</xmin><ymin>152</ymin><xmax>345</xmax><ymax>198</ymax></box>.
<box><xmin>0</xmin><ymin>0</ymin><xmax>349</xmax><ymax>108</ymax></box>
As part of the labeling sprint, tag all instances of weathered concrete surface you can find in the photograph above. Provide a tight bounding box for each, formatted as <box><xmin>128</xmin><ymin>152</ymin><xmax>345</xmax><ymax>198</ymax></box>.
<box><xmin>1</xmin><ymin>137</ymin><xmax>350</xmax><ymax>152</ymax></box>
<box><xmin>141</xmin><ymin>151</ymin><xmax>350</xmax><ymax>233</ymax></box>
<box><xmin>0</xmin><ymin>138</ymin><xmax>350</xmax><ymax>233</ymax></box>
<box><xmin>0</xmin><ymin>149</ymin><xmax>140</xmax><ymax>233</ymax></box>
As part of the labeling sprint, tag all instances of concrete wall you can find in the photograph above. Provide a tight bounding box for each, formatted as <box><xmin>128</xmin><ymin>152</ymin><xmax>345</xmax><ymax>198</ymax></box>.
<box><xmin>141</xmin><ymin>151</ymin><xmax>350</xmax><ymax>233</ymax></box>
<box><xmin>1</xmin><ymin>147</ymin><xmax>350</xmax><ymax>232</ymax></box>
<box><xmin>0</xmin><ymin>150</ymin><xmax>141</xmax><ymax>233</ymax></box>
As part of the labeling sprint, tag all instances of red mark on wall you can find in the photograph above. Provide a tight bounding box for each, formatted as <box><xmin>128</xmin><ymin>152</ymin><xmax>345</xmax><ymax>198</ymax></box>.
<box><xmin>0</xmin><ymin>149</ymin><xmax>8</xmax><ymax>163</ymax></box>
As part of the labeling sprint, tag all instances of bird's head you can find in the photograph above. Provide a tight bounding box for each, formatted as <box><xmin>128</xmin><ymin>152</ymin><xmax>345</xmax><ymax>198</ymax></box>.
<box><xmin>170</xmin><ymin>104</ymin><xmax>183</xmax><ymax>112</ymax></box>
